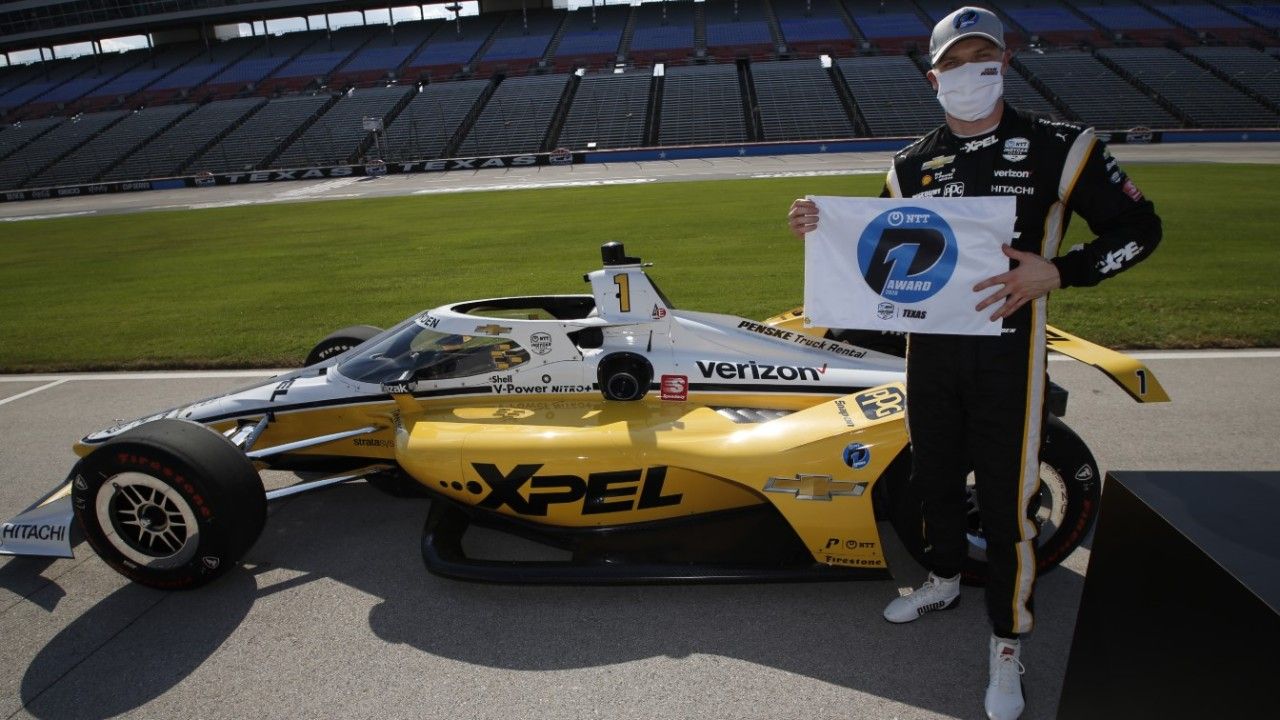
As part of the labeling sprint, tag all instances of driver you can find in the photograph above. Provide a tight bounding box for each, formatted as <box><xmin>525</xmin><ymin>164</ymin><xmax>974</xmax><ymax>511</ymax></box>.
<box><xmin>787</xmin><ymin>7</ymin><xmax>1161</xmax><ymax>719</ymax></box>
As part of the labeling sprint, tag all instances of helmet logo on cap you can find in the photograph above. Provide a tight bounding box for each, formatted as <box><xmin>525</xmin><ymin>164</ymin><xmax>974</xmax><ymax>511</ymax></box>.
<box><xmin>955</xmin><ymin>9</ymin><xmax>980</xmax><ymax>29</ymax></box>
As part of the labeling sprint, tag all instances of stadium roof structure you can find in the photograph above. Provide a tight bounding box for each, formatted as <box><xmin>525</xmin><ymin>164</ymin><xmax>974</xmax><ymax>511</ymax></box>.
<box><xmin>0</xmin><ymin>0</ymin><xmax>542</xmax><ymax>52</ymax></box>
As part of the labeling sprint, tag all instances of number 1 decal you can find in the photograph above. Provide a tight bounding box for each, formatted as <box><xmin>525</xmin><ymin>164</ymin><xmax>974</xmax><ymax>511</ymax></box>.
<box><xmin>614</xmin><ymin>273</ymin><xmax>631</xmax><ymax>313</ymax></box>
<box><xmin>1135</xmin><ymin>369</ymin><xmax>1148</xmax><ymax>396</ymax></box>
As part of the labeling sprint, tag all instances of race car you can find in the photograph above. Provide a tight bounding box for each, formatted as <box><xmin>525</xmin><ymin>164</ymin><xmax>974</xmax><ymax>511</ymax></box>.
<box><xmin>0</xmin><ymin>243</ymin><xmax>1168</xmax><ymax>590</ymax></box>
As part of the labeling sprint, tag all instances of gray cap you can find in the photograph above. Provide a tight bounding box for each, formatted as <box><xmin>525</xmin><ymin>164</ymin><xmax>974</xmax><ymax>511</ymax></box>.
<box><xmin>929</xmin><ymin>6</ymin><xmax>1005</xmax><ymax>66</ymax></box>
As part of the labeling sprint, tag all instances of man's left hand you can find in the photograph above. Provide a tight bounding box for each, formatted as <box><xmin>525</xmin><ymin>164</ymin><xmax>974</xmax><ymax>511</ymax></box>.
<box><xmin>974</xmin><ymin>245</ymin><xmax>1062</xmax><ymax>321</ymax></box>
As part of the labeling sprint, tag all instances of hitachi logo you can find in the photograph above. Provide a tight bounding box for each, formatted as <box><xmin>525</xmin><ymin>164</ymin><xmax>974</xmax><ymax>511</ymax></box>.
<box><xmin>1</xmin><ymin>523</ymin><xmax>66</xmax><ymax>543</ymax></box>
<box><xmin>696</xmin><ymin>360</ymin><xmax>822</xmax><ymax>382</ymax></box>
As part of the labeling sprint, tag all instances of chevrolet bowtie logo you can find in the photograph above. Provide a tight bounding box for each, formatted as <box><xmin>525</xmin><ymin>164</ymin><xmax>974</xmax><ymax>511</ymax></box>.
<box><xmin>764</xmin><ymin>474</ymin><xmax>868</xmax><ymax>501</ymax></box>
<box><xmin>475</xmin><ymin>324</ymin><xmax>512</xmax><ymax>335</ymax></box>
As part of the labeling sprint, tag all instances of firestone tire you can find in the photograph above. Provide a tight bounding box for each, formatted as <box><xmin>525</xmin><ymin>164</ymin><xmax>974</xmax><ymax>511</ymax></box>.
<box><xmin>71</xmin><ymin>419</ymin><xmax>266</xmax><ymax>591</ymax></box>
<box><xmin>304</xmin><ymin>324</ymin><xmax>383</xmax><ymax>367</ymax></box>
<box><xmin>891</xmin><ymin>416</ymin><xmax>1101</xmax><ymax>587</ymax></box>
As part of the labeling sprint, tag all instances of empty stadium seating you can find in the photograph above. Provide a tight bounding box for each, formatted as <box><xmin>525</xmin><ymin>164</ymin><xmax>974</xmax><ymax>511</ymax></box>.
<box><xmin>382</xmin><ymin>79</ymin><xmax>490</xmax><ymax>160</ymax></box>
<box><xmin>0</xmin><ymin>109</ymin><xmax>126</xmax><ymax>189</ymax></box>
<box><xmin>0</xmin><ymin>0</ymin><xmax>1276</xmax><ymax>194</ymax></box>
<box><xmin>456</xmin><ymin>73</ymin><xmax>569</xmax><ymax>156</ymax></box>
<box><xmin>330</xmin><ymin>20</ymin><xmax>440</xmax><ymax>86</ymax></box>
<box><xmin>837</xmin><ymin>55</ymin><xmax>940</xmax><ymax>136</ymax></box>
<box><xmin>1003</xmin><ymin>64</ymin><xmax>1064</xmax><ymax>118</ymax></box>
<box><xmin>186</xmin><ymin>94</ymin><xmax>332</xmax><ymax>173</ymax></box>
<box><xmin>1014</xmin><ymin>50</ymin><xmax>1179</xmax><ymax>128</ymax></box>
<box><xmin>474</xmin><ymin>9</ymin><xmax>562</xmax><ymax>74</ymax></box>
<box><xmin>0</xmin><ymin>116</ymin><xmax>62</xmax><ymax>161</ymax></box>
<box><xmin>1075</xmin><ymin>1</ymin><xmax>1189</xmax><ymax>44</ymax></box>
<box><xmin>847</xmin><ymin>0</ymin><xmax>930</xmax><ymax>51</ymax></box>
<box><xmin>997</xmin><ymin>0</ymin><xmax>1106</xmax><ymax>46</ymax></box>
<box><xmin>28</xmin><ymin>103</ymin><xmax>194</xmax><ymax>187</ymax></box>
<box><xmin>1230</xmin><ymin>3</ymin><xmax>1280</xmax><ymax>30</ymax></box>
<box><xmin>703</xmin><ymin>0</ymin><xmax>776</xmax><ymax>57</ymax></box>
<box><xmin>1185</xmin><ymin>45</ymin><xmax>1280</xmax><ymax>107</ymax></box>
<box><xmin>403</xmin><ymin>13</ymin><xmax>503</xmax><ymax>80</ymax></box>
<box><xmin>557</xmin><ymin>71</ymin><xmax>651</xmax><ymax>150</ymax></box>
<box><xmin>274</xmin><ymin>84</ymin><xmax>413</xmax><ymax>167</ymax></box>
<box><xmin>751</xmin><ymin>59</ymin><xmax>854</xmax><ymax>141</ymax></box>
<box><xmin>629</xmin><ymin>0</ymin><xmax>696</xmax><ymax>64</ymax></box>
<box><xmin>551</xmin><ymin>5</ymin><xmax>629</xmax><ymax>69</ymax></box>
<box><xmin>104</xmin><ymin>97</ymin><xmax>265</xmax><ymax>181</ymax></box>
<box><xmin>773</xmin><ymin>0</ymin><xmax>857</xmax><ymax>54</ymax></box>
<box><xmin>1097</xmin><ymin>46</ymin><xmax>1277</xmax><ymax>127</ymax></box>
<box><xmin>658</xmin><ymin>63</ymin><xmax>746</xmax><ymax>145</ymax></box>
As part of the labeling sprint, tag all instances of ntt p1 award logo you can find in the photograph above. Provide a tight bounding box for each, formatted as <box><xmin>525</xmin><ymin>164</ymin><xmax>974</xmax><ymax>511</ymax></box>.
<box><xmin>804</xmin><ymin>196</ymin><xmax>1015</xmax><ymax>336</ymax></box>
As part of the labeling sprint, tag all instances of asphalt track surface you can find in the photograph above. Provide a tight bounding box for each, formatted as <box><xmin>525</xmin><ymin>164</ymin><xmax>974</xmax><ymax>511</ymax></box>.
<box><xmin>1</xmin><ymin>145</ymin><xmax>1278</xmax><ymax>720</ymax></box>
<box><xmin>1</xmin><ymin>142</ymin><xmax>1278</xmax><ymax>221</ymax></box>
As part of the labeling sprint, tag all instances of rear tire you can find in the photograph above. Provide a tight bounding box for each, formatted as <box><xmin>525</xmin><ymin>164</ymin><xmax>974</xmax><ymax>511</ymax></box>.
<box><xmin>890</xmin><ymin>416</ymin><xmax>1101</xmax><ymax>586</ymax></box>
<box><xmin>71</xmin><ymin>419</ymin><xmax>266</xmax><ymax>590</ymax></box>
<box><xmin>304</xmin><ymin>324</ymin><xmax>383</xmax><ymax>366</ymax></box>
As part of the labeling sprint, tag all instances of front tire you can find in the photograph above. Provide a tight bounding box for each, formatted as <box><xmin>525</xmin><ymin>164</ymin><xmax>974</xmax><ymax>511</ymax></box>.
<box><xmin>891</xmin><ymin>416</ymin><xmax>1101</xmax><ymax>586</ymax></box>
<box><xmin>71</xmin><ymin>419</ymin><xmax>266</xmax><ymax>590</ymax></box>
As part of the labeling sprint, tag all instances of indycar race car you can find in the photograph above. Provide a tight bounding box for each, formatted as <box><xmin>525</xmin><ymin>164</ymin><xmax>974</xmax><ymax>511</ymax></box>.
<box><xmin>0</xmin><ymin>243</ymin><xmax>1168</xmax><ymax>590</ymax></box>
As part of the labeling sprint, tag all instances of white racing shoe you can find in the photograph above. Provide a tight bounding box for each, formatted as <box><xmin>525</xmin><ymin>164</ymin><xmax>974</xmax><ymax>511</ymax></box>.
<box><xmin>985</xmin><ymin>636</ymin><xmax>1026</xmax><ymax>720</ymax></box>
<box><xmin>882</xmin><ymin>572</ymin><xmax>961</xmax><ymax>623</ymax></box>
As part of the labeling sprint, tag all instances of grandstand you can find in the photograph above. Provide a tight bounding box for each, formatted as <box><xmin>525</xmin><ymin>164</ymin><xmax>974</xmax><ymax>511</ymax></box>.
<box><xmin>558</xmin><ymin>71</ymin><xmax>651</xmax><ymax>150</ymax></box>
<box><xmin>0</xmin><ymin>0</ymin><xmax>1276</xmax><ymax>194</ymax></box>
<box><xmin>456</xmin><ymin>73</ymin><xmax>570</xmax><ymax>156</ymax></box>
<box><xmin>382</xmin><ymin>79</ymin><xmax>490</xmax><ymax>161</ymax></box>
<box><xmin>751</xmin><ymin>59</ymin><xmax>855</xmax><ymax>141</ymax></box>
<box><xmin>660</xmin><ymin>63</ymin><xmax>746</xmax><ymax>146</ymax></box>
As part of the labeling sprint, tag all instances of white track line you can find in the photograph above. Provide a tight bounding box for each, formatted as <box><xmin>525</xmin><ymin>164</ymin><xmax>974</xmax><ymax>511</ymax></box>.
<box><xmin>0</xmin><ymin>379</ymin><xmax>67</xmax><ymax>406</ymax></box>
<box><xmin>0</xmin><ymin>370</ymin><xmax>286</xmax><ymax>383</ymax></box>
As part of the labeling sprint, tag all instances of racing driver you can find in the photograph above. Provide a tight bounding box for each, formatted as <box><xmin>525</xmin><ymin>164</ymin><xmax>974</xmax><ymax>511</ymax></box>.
<box><xmin>787</xmin><ymin>7</ymin><xmax>1161</xmax><ymax>719</ymax></box>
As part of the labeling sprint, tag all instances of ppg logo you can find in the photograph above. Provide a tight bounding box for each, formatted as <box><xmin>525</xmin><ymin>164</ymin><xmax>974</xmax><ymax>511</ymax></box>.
<box><xmin>955</xmin><ymin>9</ymin><xmax>979</xmax><ymax>29</ymax></box>
<box><xmin>857</xmin><ymin>206</ymin><xmax>958</xmax><ymax>303</ymax></box>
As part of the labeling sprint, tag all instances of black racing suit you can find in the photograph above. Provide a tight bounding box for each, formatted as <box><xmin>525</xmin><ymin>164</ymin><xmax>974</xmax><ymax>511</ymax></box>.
<box><xmin>881</xmin><ymin>102</ymin><xmax>1161</xmax><ymax>638</ymax></box>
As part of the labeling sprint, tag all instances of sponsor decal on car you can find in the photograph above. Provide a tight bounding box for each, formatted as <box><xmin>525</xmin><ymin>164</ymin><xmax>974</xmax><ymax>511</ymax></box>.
<box><xmin>660</xmin><ymin>375</ymin><xmax>688</xmax><ymax>401</ymax></box>
<box><xmin>825</xmin><ymin>537</ymin><xmax>877</xmax><ymax>550</ymax></box>
<box><xmin>0</xmin><ymin>522</ymin><xmax>67</xmax><ymax>543</ymax></box>
<box><xmin>529</xmin><ymin>332</ymin><xmax>553</xmax><ymax>355</ymax></box>
<box><xmin>842</xmin><ymin>442</ymin><xmax>871</xmax><ymax>469</ymax></box>
<box><xmin>695</xmin><ymin>360</ymin><xmax>824</xmax><ymax>382</ymax></box>
<box><xmin>856</xmin><ymin>386</ymin><xmax>905</xmax><ymax>420</ymax></box>
<box><xmin>763</xmin><ymin>474</ymin><xmax>867</xmax><ymax>501</ymax></box>
<box><xmin>943</xmin><ymin>181</ymin><xmax>965</xmax><ymax>197</ymax></box>
<box><xmin>470</xmin><ymin>463</ymin><xmax>681</xmax><ymax>516</ymax></box>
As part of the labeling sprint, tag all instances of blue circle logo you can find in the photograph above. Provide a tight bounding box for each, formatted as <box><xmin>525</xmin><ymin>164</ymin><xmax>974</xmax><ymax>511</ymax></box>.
<box><xmin>956</xmin><ymin>9</ymin><xmax>980</xmax><ymax>29</ymax></box>
<box><xmin>843</xmin><ymin>443</ymin><xmax>871</xmax><ymax>469</ymax></box>
<box><xmin>856</xmin><ymin>206</ymin><xmax>957</xmax><ymax>303</ymax></box>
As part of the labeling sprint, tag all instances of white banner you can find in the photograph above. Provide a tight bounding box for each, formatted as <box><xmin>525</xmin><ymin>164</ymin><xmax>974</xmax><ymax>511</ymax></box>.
<box><xmin>804</xmin><ymin>196</ymin><xmax>1016</xmax><ymax>336</ymax></box>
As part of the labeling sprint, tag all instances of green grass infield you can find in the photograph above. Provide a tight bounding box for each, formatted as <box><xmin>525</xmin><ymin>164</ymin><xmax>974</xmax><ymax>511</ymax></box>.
<box><xmin>1</xmin><ymin>162</ymin><xmax>1275</xmax><ymax>372</ymax></box>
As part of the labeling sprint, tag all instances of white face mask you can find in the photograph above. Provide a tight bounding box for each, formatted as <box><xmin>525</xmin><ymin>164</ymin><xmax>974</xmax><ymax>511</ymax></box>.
<box><xmin>934</xmin><ymin>60</ymin><xmax>1004</xmax><ymax>122</ymax></box>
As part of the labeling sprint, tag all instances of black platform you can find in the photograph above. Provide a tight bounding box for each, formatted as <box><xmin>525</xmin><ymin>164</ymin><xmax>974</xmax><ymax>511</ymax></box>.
<box><xmin>1058</xmin><ymin>471</ymin><xmax>1280</xmax><ymax>718</ymax></box>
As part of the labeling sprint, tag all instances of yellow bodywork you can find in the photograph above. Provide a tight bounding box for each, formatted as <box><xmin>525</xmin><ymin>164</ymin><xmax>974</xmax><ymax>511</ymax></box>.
<box><xmin>395</xmin><ymin>385</ymin><xmax>910</xmax><ymax>570</ymax></box>
<box><xmin>764</xmin><ymin>306</ymin><xmax>1170</xmax><ymax>403</ymax></box>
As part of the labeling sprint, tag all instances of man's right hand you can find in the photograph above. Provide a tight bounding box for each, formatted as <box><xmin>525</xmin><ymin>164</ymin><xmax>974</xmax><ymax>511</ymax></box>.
<box><xmin>787</xmin><ymin>198</ymin><xmax>819</xmax><ymax>239</ymax></box>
